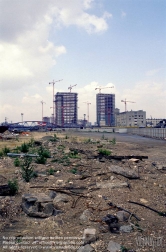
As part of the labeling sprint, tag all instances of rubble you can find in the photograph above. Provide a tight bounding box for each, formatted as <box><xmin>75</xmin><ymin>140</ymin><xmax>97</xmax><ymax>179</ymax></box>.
<box><xmin>0</xmin><ymin>132</ymin><xmax>165</xmax><ymax>251</ymax></box>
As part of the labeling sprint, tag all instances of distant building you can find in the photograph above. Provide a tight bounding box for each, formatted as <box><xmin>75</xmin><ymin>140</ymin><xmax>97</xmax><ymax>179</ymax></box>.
<box><xmin>96</xmin><ymin>93</ymin><xmax>115</xmax><ymax>126</ymax></box>
<box><xmin>43</xmin><ymin>117</ymin><xmax>50</xmax><ymax>123</ymax></box>
<box><xmin>55</xmin><ymin>92</ymin><xmax>78</xmax><ymax>127</ymax></box>
<box><xmin>146</xmin><ymin>118</ymin><xmax>165</xmax><ymax>127</ymax></box>
<box><xmin>116</xmin><ymin>110</ymin><xmax>146</xmax><ymax>127</ymax></box>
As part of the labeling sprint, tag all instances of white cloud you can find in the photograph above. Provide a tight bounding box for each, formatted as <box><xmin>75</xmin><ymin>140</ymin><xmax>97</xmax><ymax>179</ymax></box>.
<box><xmin>146</xmin><ymin>68</ymin><xmax>162</xmax><ymax>76</ymax></box>
<box><xmin>121</xmin><ymin>11</ymin><xmax>127</xmax><ymax>18</ymax></box>
<box><xmin>0</xmin><ymin>0</ymin><xmax>112</xmax><ymax>122</ymax></box>
<box><xmin>121</xmin><ymin>81</ymin><xmax>166</xmax><ymax>118</ymax></box>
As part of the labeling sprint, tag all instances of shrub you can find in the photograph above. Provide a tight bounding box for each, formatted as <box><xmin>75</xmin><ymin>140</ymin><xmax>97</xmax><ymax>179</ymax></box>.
<box><xmin>110</xmin><ymin>137</ymin><xmax>116</xmax><ymax>145</ymax></box>
<box><xmin>2</xmin><ymin>146</ymin><xmax>10</xmax><ymax>156</ymax></box>
<box><xmin>20</xmin><ymin>142</ymin><xmax>29</xmax><ymax>153</ymax></box>
<box><xmin>98</xmin><ymin>148</ymin><xmax>111</xmax><ymax>156</ymax></box>
<box><xmin>0</xmin><ymin>151</ymin><xmax>3</xmax><ymax>158</ymax></box>
<box><xmin>70</xmin><ymin>168</ymin><xmax>77</xmax><ymax>174</ymax></box>
<box><xmin>84</xmin><ymin>138</ymin><xmax>92</xmax><ymax>143</ymax></box>
<box><xmin>49</xmin><ymin>134</ymin><xmax>58</xmax><ymax>142</ymax></box>
<box><xmin>36</xmin><ymin>155</ymin><xmax>46</xmax><ymax>164</ymax></box>
<box><xmin>14</xmin><ymin>157</ymin><xmax>20</xmax><ymax>167</ymax></box>
<box><xmin>28</xmin><ymin>138</ymin><xmax>35</xmax><ymax>147</ymax></box>
<box><xmin>47</xmin><ymin>168</ymin><xmax>55</xmax><ymax>175</ymax></box>
<box><xmin>8</xmin><ymin>178</ymin><xmax>19</xmax><ymax>195</ymax></box>
<box><xmin>38</xmin><ymin>146</ymin><xmax>51</xmax><ymax>158</ymax></box>
<box><xmin>20</xmin><ymin>157</ymin><xmax>34</xmax><ymax>182</ymax></box>
<box><xmin>68</xmin><ymin>149</ymin><xmax>79</xmax><ymax>158</ymax></box>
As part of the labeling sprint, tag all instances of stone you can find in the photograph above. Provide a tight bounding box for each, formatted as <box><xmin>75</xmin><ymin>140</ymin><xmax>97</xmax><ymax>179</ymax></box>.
<box><xmin>49</xmin><ymin>190</ymin><xmax>56</xmax><ymax>199</ymax></box>
<box><xmin>53</xmin><ymin>193</ymin><xmax>69</xmax><ymax>203</ymax></box>
<box><xmin>83</xmin><ymin>228</ymin><xmax>97</xmax><ymax>245</ymax></box>
<box><xmin>120</xmin><ymin>225</ymin><xmax>133</xmax><ymax>233</ymax></box>
<box><xmin>80</xmin><ymin>209</ymin><xmax>91</xmax><ymax>222</ymax></box>
<box><xmin>22</xmin><ymin>193</ymin><xmax>54</xmax><ymax>218</ymax></box>
<box><xmin>116</xmin><ymin>211</ymin><xmax>130</xmax><ymax>222</ymax></box>
<box><xmin>107</xmin><ymin>241</ymin><xmax>121</xmax><ymax>252</ymax></box>
<box><xmin>109</xmin><ymin>165</ymin><xmax>139</xmax><ymax>179</ymax></box>
<box><xmin>77</xmin><ymin>244</ymin><xmax>94</xmax><ymax>252</ymax></box>
<box><xmin>129</xmin><ymin>158</ymin><xmax>139</xmax><ymax>163</ymax></box>
<box><xmin>157</xmin><ymin>164</ymin><xmax>166</xmax><ymax>170</ymax></box>
<box><xmin>96</xmin><ymin>181</ymin><xmax>128</xmax><ymax>189</ymax></box>
<box><xmin>140</xmin><ymin>198</ymin><xmax>148</xmax><ymax>204</ymax></box>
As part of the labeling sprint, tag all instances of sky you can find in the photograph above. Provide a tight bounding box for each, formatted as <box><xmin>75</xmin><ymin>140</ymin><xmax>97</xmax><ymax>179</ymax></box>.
<box><xmin>0</xmin><ymin>0</ymin><xmax>166</xmax><ymax>124</ymax></box>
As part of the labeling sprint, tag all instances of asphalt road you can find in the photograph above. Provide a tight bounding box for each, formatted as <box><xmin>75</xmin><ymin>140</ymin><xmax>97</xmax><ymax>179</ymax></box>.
<box><xmin>71</xmin><ymin>131</ymin><xmax>166</xmax><ymax>146</ymax></box>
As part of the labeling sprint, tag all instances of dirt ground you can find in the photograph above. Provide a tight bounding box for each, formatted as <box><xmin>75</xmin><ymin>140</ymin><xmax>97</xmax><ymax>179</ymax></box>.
<box><xmin>0</xmin><ymin>131</ymin><xmax>165</xmax><ymax>252</ymax></box>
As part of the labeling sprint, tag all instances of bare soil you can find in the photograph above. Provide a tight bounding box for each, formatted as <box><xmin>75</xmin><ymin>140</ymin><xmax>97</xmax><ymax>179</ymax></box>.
<box><xmin>0</xmin><ymin>132</ymin><xmax>165</xmax><ymax>252</ymax></box>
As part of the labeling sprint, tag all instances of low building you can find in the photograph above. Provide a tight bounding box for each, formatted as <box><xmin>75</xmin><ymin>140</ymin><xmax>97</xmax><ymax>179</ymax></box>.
<box><xmin>146</xmin><ymin>118</ymin><xmax>164</xmax><ymax>127</ymax></box>
<box><xmin>116</xmin><ymin>110</ymin><xmax>146</xmax><ymax>127</ymax></box>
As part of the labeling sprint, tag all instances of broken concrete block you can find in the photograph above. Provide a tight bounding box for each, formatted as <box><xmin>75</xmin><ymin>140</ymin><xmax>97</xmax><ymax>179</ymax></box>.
<box><xmin>109</xmin><ymin>165</ymin><xmax>139</xmax><ymax>179</ymax></box>
<box><xmin>83</xmin><ymin>228</ymin><xmax>97</xmax><ymax>245</ymax></box>
<box><xmin>77</xmin><ymin>244</ymin><xmax>94</xmax><ymax>252</ymax></box>
<box><xmin>107</xmin><ymin>241</ymin><xmax>121</xmax><ymax>252</ymax></box>
<box><xmin>120</xmin><ymin>225</ymin><xmax>133</xmax><ymax>233</ymax></box>
<box><xmin>22</xmin><ymin>193</ymin><xmax>54</xmax><ymax>218</ymax></box>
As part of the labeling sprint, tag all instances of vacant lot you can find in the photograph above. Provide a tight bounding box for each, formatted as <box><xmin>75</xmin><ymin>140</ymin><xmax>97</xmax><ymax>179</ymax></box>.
<box><xmin>0</xmin><ymin>131</ymin><xmax>165</xmax><ymax>252</ymax></box>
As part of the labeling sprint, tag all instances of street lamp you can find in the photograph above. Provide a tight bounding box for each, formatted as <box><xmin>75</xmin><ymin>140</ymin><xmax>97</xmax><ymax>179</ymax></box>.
<box><xmin>21</xmin><ymin>113</ymin><xmax>24</xmax><ymax>123</ymax></box>
<box><xmin>41</xmin><ymin>101</ymin><xmax>46</xmax><ymax>122</ymax></box>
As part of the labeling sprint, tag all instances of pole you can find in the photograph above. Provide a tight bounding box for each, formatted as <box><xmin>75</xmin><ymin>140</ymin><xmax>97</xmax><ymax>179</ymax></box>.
<box><xmin>41</xmin><ymin>101</ymin><xmax>45</xmax><ymax>122</ymax></box>
<box><xmin>21</xmin><ymin>113</ymin><xmax>23</xmax><ymax>123</ymax></box>
<box><xmin>87</xmin><ymin>102</ymin><xmax>91</xmax><ymax>123</ymax></box>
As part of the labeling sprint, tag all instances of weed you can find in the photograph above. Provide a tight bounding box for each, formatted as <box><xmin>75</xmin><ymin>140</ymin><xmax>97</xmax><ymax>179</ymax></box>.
<box><xmin>65</xmin><ymin>135</ymin><xmax>69</xmax><ymax>139</ymax></box>
<box><xmin>84</xmin><ymin>138</ymin><xmax>92</xmax><ymax>143</ymax></box>
<box><xmin>36</xmin><ymin>155</ymin><xmax>46</xmax><ymax>164</ymax></box>
<box><xmin>47</xmin><ymin>168</ymin><xmax>55</xmax><ymax>175</ymax></box>
<box><xmin>49</xmin><ymin>134</ymin><xmax>58</xmax><ymax>142</ymax></box>
<box><xmin>38</xmin><ymin>146</ymin><xmax>51</xmax><ymax>158</ymax></box>
<box><xmin>110</xmin><ymin>137</ymin><xmax>116</xmax><ymax>145</ymax></box>
<box><xmin>101</xmin><ymin>134</ymin><xmax>105</xmax><ymax>140</ymax></box>
<box><xmin>58</xmin><ymin>145</ymin><xmax>65</xmax><ymax>150</ymax></box>
<box><xmin>98</xmin><ymin>148</ymin><xmax>111</xmax><ymax>156</ymax></box>
<box><xmin>14</xmin><ymin>157</ymin><xmax>20</xmax><ymax>167</ymax></box>
<box><xmin>51</xmin><ymin>155</ymin><xmax>71</xmax><ymax>166</ymax></box>
<box><xmin>8</xmin><ymin>178</ymin><xmax>19</xmax><ymax>195</ymax></box>
<box><xmin>28</xmin><ymin>138</ymin><xmax>35</xmax><ymax>147</ymax></box>
<box><xmin>70</xmin><ymin>168</ymin><xmax>77</xmax><ymax>174</ymax></box>
<box><xmin>68</xmin><ymin>149</ymin><xmax>79</xmax><ymax>158</ymax></box>
<box><xmin>0</xmin><ymin>151</ymin><xmax>3</xmax><ymax>158</ymax></box>
<box><xmin>21</xmin><ymin>157</ymin><xmax>34</xmax><ymax>182</ymax></box>
<box><xmin>32</xmin><ymin>171</ymin><xmax>38</xmax><ymax>178</ymax></box>
<box><xmin>2</xmin><ymin>146</ymin><xmax>10</xmax><ymax>156</ymax></box>
<box><xmin>20</xmin><ymin>142</ymin><xmax>29</xmax><ymax>153</ymax></box>
<box><xmin>120</xmin><ymin>246</ymin><xmax>129</xmax><ymax>252</ymax></box>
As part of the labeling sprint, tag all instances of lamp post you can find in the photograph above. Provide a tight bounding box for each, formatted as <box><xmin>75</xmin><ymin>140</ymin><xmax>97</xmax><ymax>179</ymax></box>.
<box><xmin>21</xmin><ymin>113</ymin><xmax>23</xmax><ymax>123</ymax></box>
<box><xmin>41</xmin><ymin>101</ymin><xmax>46</xmax><ymax>122</ymax></box>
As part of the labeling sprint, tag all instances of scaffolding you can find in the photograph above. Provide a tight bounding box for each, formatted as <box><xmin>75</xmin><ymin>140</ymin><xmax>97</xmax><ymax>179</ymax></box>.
<box><xmin>55</xmin><ymin>92</ymin><xmax>78</xmax><ymax>127</ymax></box>
<box><xmin>96</xmin><ymin>93</ymin><xmax>115</xmax><ymax>126</ymax></box>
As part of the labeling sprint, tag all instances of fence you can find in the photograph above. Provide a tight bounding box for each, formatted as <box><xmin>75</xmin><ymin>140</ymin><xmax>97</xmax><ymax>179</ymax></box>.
<box><xmin>127</xmin><ymin>128</ymin><xmax>166</xmax><ymax>139</ymax></box>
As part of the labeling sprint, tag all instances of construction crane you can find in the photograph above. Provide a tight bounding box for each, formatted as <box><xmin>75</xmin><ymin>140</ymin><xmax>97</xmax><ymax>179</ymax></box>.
<box><xmin>95</xmin><ymin>86</ymin><xmax>114</xmax><ymax>93</ymax></box>
<box><xmin>121</xmin><ymin>98</ymin><xmax>136</xmax><ymax>112</ymax></box>
<box><xmin>68</xmin><ymin>84</ymin><xmax>77</xmax><ymax>92</ymax></box>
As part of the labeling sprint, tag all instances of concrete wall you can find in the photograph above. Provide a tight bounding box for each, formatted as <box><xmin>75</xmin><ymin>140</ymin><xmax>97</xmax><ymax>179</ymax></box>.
<box><xmin>127</xmin><ymin>128</ymin><xmax>166</xmax><ymax>139</ymax></box>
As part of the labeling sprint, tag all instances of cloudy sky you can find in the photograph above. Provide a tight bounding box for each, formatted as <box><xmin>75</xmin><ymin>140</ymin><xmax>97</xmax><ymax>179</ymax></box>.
<box><xmin>0</xmin><ymin>0</ymin><xmax>165</xmax><ymax>124</ymax></box>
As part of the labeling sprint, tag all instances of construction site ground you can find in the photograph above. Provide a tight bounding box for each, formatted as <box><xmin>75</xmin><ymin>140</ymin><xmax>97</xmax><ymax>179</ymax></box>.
<box><xmin>0</xmin><ymin>131</ymin><xmax>165</xmax><ymax>252</ymax></box>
